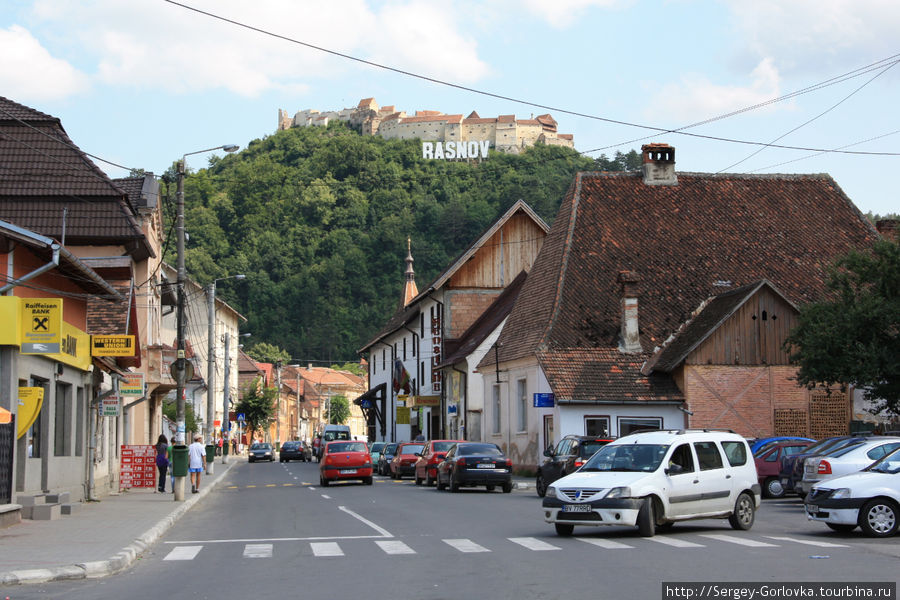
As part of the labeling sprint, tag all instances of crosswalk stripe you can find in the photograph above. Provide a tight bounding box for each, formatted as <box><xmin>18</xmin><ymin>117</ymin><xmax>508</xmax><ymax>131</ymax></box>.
<box><xmin>376</xmin><ymin>540</ymin><xmax>416</xmax><ymax>554</ymax></box>
<box><xmin>699</xmin><ymin>534</ymin><xmax>778</xmax><ymax>547</ymax></box>
<box><xmin>764</xmin><ymin>536</ymin><xmax>848</xmax><ymax>548</ymax></box>
<box><xmin>444</xmin><ymin>539</ymin><xmax>491</xmax><ymax>553</ymax></box>
<box><xmin>645</xmin><ymin>536</ymin><xmax>704</xmax><ymax>548</ymax></box>
<box><xmin>163</xmin><ymin>546</ymin><xmax>203</xmax><ymax>561</ymax></box>
<box><xmin>243</xmin><ymin>544</ymin><xmax>273</xmax><ymax>558</ymax></box>
<box><xmin>577</xmin><ymin>537</ymin><xmax>633</xmax><ymax>549</ymax></box>
<box><xmin>509</xmin><ymin>537</ymin><xmax>561</xmax><ymax>551</ymax></box>
<box><xmin>311</xmin><ymin>542</ymin><xmax>344</xmax><ymax>557</ymax></box>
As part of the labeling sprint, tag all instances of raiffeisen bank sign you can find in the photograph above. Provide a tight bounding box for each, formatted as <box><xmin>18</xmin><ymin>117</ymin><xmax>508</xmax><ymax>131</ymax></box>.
<box><xmin>422</xmin><ymin>140</ymin><xmax>490</xmax><ymax>160</ymax></box>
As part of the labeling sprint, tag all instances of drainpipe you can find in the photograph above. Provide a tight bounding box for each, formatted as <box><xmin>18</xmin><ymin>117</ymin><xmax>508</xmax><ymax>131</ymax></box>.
<box><xmin>452</xmin><ymin>365</ymin><xmax>467</xmax><ymax>440</ymax></box>
<box><xmin>377</xmin><ymin>341</ymin><xmax>395</xmax><ymax>442</ymax></box>
<box><xmin>0</xmin><ymin>242</ymin><xmax>60</xmax><ymax>294</ymax></box>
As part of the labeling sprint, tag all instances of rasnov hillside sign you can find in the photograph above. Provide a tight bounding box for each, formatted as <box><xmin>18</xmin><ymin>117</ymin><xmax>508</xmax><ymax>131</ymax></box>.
<box><xmin>422</xmin><ymin>141</ymin><xmax>490</xmax><ymax>160</ymax></box>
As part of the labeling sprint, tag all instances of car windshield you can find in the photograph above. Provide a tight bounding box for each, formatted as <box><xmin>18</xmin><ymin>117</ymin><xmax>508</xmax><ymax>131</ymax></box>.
<box><xmin>801</xmin><ymin>437</ymin><xmax>847</xmax><ymax>455</ymax></box>
<box><xmin>283</xmin><ymin>442</ymin><xmax>298</xmax><ymax>449</ymax></box>
<box><xmin>433</xmin><ymin>441</ymin><xmax>458</xmax><ymax>452</ymax></box>
<box><xmin>581</xmin><ymin>444</ymin><xmax>668</xmax><ymax>472</ymax></box>
<box><xmin>251</xmin><ymin>443</ymin><xmax>270</xmax><ymax>450</ymax></box>
<box><xmin>370</xmin><ymin>442</ymin><xmax>385</xmax><ymax>452</ymax></box>
<box><xmin>579</xmin><ymin>441</ymin><xmax>611</xmax><ymax>458</ymax></box>
<box><xmin>401</xmin><ymin>444</ymin><xmax>425</xmax><ymax>455</ymax></box>
<box><xmin>866</xmin><ymin>448</ymin><xmax>900</xmax><ymax>474</ymax></box>
<box><xmin>383</xmin><ymin>444</ymin><xmax>397</xmax><ymax>454</ymax></box>
<box><xmin>328</xmin><ymin>442</ymin><xmax>367</xmax><ymax>453</ymax></box>
<box><xmin>458</xmin><ymin>444</ymin><xmax>502</xmax><ymax>456</ymax></box>
<box><xmin>323</xmin><ymin>431</ymin><xmax>350</xmax><ymax>442</ymax></box>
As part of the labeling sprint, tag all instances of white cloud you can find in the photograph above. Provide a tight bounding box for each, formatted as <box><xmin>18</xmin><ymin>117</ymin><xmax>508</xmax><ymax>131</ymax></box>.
<box><xmin>0</xmin><ymin>25</ymin><xmax>89</xmax><ymax>101</ymax></box>
<box><xmin>519</xmin><ymin>0</ymin><xmax>626</xmax><ymax>28</ymax></box>
<box><xmin>16</xmin><ymin>0</ymin><xmax>491</xmax><ymax>99</ymax></box>
<box><xmin>643</xmin><ymin>58</ymin><xmax>782</xmax><ymax>123</ymax></box>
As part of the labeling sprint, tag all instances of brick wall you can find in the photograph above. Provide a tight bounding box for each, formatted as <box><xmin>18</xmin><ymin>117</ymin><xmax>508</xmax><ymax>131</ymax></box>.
<box><xmin>447</xmin><ymin>291</ymin><xmax>501</xmax><ymax>337</ymax></box>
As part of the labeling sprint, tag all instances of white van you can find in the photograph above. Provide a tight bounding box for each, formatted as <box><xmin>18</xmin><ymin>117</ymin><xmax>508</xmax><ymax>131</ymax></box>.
<box><xmin>321</xmin><ymin>424</ymin><xmax>351</xmax><ymax>443</ymax></box>
<box><xmin>542</xmin><ymin>429</ymin><xmax>760</xmax><ymax>537</ymax></box>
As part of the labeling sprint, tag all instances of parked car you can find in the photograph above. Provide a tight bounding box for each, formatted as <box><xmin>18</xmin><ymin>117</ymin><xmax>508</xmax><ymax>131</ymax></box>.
<box><xmin>752</xmin><ymin>436</ymin><xmax>815</xmax><ymax>456</ymax></box>
<box><xmin>414</xmin><ymin>440</ymin><xmax>464</xmax><ymax>486</ymax></box>
<box><xmin>279</xmin><ymin>440</ymin><xmax>310</xmax><ymax>462</ymax></box>
<box><xmin>377</xmin><ymin>443</ymin><xmax>398</xmax><ymax>475</ymax></box>
<box><xmin>801</xmin><ymin>438</ymin><xmax>900</xmax><ymax>492</ymax></box>
<box><xmin>536</xmin><ymin>435</ymin><xmax>615</xmax><ymax>497</ymax></box>
<box><xmin>806</xmin><ymin>446</ymin><xmax>900</xmax><ymax>537</ymax></box>
<box><xmin>390</xmin><ymin>442</ymin><xmax>425</xmax><ymax>479</ymax></box>
<box><xmin>755</xmin><ymin>440</ymin><xmax>815</xmax><ymax>497</ymax></box>
<box><xmin>369</xmin><ymin>441</ymin><xmax>386</xmax><ymax>470</ymax></box>
<box><xmin>248</xmin><ymin>442</ymin><xmax>274</xmax><ymax>463</ymax></box>
<box><xmin>542</xmin><ymin>429</ymin><xmax>759</xmax><ymax>537</ymax></box>
<box><xmin>435</xmin><ymin>442</ymin><xmax>513</xmax><ymax>493</ymax></box>
<box><xmin>319</xmin><ymin>440</ymin><xmax>374</xmax><ymax>486</ymax></box>
<box><xmin>780</xmin><ymin>436</ymin><xmax>867</xmax><ymax>496</ymax></box>
<box><xmin>792</xmin><ymin>436</ymin><xmax>897</xmax><ymax>497</ymax></box>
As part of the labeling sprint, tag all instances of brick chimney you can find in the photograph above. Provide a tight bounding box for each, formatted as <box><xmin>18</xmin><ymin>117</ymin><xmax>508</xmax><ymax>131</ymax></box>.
<box><xmin>876</xmin><ymin>219</ymin><xmax>898</xmax><ymax>242</ymax></box>
<box><xmin>618</xmin><ymin>271</ymin><xmax>642</xmax><ymax>354</ymax></box>
<box><xmin>641</xmin><ymin>143</ymin><xmax>677</xmax><ymax>186</ymax></box>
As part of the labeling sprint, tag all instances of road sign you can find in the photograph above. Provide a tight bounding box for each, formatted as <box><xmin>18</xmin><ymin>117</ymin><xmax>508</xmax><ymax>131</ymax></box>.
<box><xmin>102</xmin><ymin>396</ymin><xmax>120</xmax><ymax>417</ymax></box>
<box><xmin>119</xmin><ymin>373</ymin><xmax>144</xmax><ymax>397</ymax></box>
<box><xmin>236</xmin><ymin>413</ymin><xmax>245</xmax><ymax>422</ymax></box>
<box><xmin>21</xmin><ymin>299</ymin><xmax>62</xmax><ymax>354</ymax></box>
<box><xmin>91</xmin><ymin>335</ymin><xmax>135</xmax><ymax>357</ymax></box>
<box><xmin>533</xmin><ymin>393</ymin><xmax>555</xmax><ymax>408</ymax></box>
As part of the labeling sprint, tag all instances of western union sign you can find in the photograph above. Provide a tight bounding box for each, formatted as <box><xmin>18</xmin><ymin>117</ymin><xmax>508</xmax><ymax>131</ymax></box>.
<box><xmin>21</xmin><ymin>299</ymin><xmax>62</xmax><ymax>354</ymax></box>
<box><xmin>91</xmin><ymin>335</ymin><xmax>135</xmax><ymax>357</ymax></box>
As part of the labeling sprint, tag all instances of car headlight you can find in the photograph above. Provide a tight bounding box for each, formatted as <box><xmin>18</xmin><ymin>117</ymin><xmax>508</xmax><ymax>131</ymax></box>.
<box><xmin>604</xmin><ymin>487</ymin><xmax>632</xmax><ymax>499</ymax></box>
<box><xmin>546</xmin><ymin>486</ymin><xmax>557</xmax><ymax>499</ymax></box>
<box><xmin>829</xmin><ymin>488</ymin><xmax>851</xmax><ymax>499</ymax></box>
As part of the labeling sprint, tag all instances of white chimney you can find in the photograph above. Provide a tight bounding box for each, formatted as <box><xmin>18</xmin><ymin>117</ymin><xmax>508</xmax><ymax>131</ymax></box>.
<box><xmin>641</xmin><ymin>143</ymin><xmax>677</xmax><ymax>186</ymax></box>
<box><xmin>618</xmin><ymin>271</ymin><xmax>642</xmax><ymax>354</ymax></box>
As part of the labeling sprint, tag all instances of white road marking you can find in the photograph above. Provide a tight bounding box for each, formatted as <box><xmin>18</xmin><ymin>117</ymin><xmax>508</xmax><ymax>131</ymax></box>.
<box><xmin>645</xmin><ymin>536</ymin><xmax>705</xmax><ymax>548</ymax></box>
<box><xmin>311</xmin><ymin>542</ymin><xmax>344</xmax><ymax>557</ymax></box>
<box><xmin>163</xmin><ymin>546</ymin><xmax>203</xmax><ymax>561</ymax></box>
<box><xmin>577</xmin><ymin>537</ymin><xmax>633</xmax><ymax>549</ymax></box>
<box><xmin>699</xmin><ymin>534</ymin><xmax>778</xmax><ymax>547</ymax></box>
<box><xmin>376</xmin><ymin>540</ymin><xmax>416</xmax><ymax>554</ymax></box>
<box><xmin>164</xmin><ymin>535</ymin><xmax>385</xmax><ymax>544</ymax></box>
<box><xmin>321</xmin><ymin>494</ymin><xmax>331</xmax><ymax>499</ymax></box>
<box><xmin>509</xmin><ymin>537</ymin><xmax>561</xmax><ymax>551</ymax></box>
<box><xmin>444</xmin><ymin>539</ymin><xmax>491</xmax><ymax>553</ymax></box>
<box><xmin>764</xmin><ymin>536</ymin><xmax>849</xmax><ymax>548</ymax></box>
<box><xmin>243</xmin><ymin>544</ymin><xmax>273</xmax><ymax>558</ymax></box>
<box><xmin>339</xmin><ymin>505</ymin><xmax>394</xmax><ymax>537</ymax></box>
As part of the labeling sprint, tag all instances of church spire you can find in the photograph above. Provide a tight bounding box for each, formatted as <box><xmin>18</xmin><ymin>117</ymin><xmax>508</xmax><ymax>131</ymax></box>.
<box><xmin>403</xmin><ymin>237</ymin><xmax>418</xmax><ymax>306</ymax></box>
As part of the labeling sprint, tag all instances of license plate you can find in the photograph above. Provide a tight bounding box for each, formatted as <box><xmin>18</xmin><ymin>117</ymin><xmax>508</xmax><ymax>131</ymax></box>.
<box><xmin>562</xmin><ymin>504</ymin><xmax>592</xmax><ymax>513</ymax></box>
<box><xmin>806</xmin><ymin>505</ymin><xmax>818</xmax><ymax>515</ymax></box>
<box><xmin>339</xmin><ymin>469</ymin><xmax>357</xmax><ymax>474</ymax></box>
<box><xmin>476</xmin><ymin>463</ymin><xmax>495</xmax><ymax>469</ymax></box>
<box><xmin>781</xmin><ymin>478</ymin><xmax>789</xmax><ymax>485</ymax></box>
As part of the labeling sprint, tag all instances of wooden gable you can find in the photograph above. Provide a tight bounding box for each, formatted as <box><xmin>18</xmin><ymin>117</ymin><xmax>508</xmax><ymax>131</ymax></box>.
<box><xmin>686</xmin><ymin>286</ymin><xmax>798</xmax><ymax>367</ymax></box>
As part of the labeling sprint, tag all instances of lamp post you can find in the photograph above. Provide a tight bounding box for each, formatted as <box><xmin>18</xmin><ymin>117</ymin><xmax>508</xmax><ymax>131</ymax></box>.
<box><xmin>174</xmin><ymin>144</ymin><xmax>238</xmax><ymax>501</ymax></box>
<box><xmin>206</xmin><ymin>274</ymin><xmax>245</xmax><ymax>473</ymax></box>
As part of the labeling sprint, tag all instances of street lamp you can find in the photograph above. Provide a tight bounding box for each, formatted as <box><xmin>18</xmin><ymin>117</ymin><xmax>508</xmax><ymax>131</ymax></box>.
<box><xmin>174</xmin><ymin>143</ymin><xmax>238</xmax><ymax>501</ymax></box>
<box><xmin>206</xmin><ymin>274</ymin><xmax>246</xmax><ymax>473</ymax></box>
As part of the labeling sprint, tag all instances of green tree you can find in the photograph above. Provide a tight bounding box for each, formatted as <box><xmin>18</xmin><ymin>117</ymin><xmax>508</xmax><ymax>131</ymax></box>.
<box><xmin>328</xmin><ymin>395</ymin><xmax>350</xmax><ymax>425</ymax></box>
<box><xmin>331</xmin><ymin>362</ymin><xmax>365</xmax><ymax>376</ymax></box>
<box><xmin>246</xmin><ymin>342</ymin><xmax>291</xmax><ymax>365</ymax></box>
<box><xmin>785</xmin><ymin>239</ymin><xmax>900</xmax><ymax>415</ymax></box>
<box><xmin>234</xmin><ymin>376</ymin><xmax>277</xmax><ymax>441</ymax></box>
<box><xmin>162</xmin><ymin>399</ymin><xmax>198</xmax><ymax>439</ymax></box>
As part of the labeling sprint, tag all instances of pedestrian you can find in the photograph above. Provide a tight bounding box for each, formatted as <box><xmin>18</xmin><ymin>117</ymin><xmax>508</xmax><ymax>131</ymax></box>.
<box><xmin>188</xmin><ymin>434</ymin><xmax>206</xmax><ymax>493</ymax></box>
<box><xmin>216</xmin><ymin>437</ymin><xmax>223</xmax><ymax>456</ymax></box>
<box><xmin>167</xmin><ymin>436</ymin><xmax>175</xmax><ymax>492</ymax></box>
<box><xmin>155</xmin><ymin>434</ymin><xmax>169</xmax><ymax>493</ymax></box>
<box><xmin>414</xmin><ymin>430</ymin><xmax>425</xmax><ymax>442</ymax></box>
<box><xmin>231</xmin><ymin>437</ymin><xmax>237</xmax><ymax>455</ymax></box>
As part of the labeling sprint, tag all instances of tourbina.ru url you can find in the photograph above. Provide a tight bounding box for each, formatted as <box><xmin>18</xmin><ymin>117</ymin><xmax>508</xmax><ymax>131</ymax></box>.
<box><xmin>663</xmin><ymin>583</ymin><xmax>896</xmax><ymax>600</ymax></box>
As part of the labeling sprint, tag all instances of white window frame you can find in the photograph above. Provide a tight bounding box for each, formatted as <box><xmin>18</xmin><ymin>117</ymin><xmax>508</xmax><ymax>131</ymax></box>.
<box><xmin>617</xmin><ymin>416</ymin><xmax>663</xmax><ymax>437</ymax></box>
<box><xmin>516</xmin><ymin>378</ymin><xmax>527</xmax><ymax>432</ymax></box>
<box><xmin>492</xmin><ymin>384</ymin><xmax>501</xmax><ymax>434</ymax></box>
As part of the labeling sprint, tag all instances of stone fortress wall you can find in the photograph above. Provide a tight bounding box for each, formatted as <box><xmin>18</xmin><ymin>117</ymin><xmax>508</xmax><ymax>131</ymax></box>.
<box><xmin>277</xmin><ymin>97</ymin><xmax>574</xmax><ymax>154</ymax></box>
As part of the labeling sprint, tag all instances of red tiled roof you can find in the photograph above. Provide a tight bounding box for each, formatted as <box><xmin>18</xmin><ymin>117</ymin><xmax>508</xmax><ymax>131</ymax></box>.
<box><xmin>558</xmin><ymin>134</ymin><xmax>573</xmax><ymax>140</ymax></box>
<box><xmin>463</xmin><ymin>117</ymin><xmax>497</xmax><ymax>125</ymax></box>
<box><xmin>484</xmin><ymin>169</ymin><xmax>879</xmax><ymax>400</ymax></box>
<box><xmin>517</xmin><ymin>119</ymin><xmax>542</xmax><ymax>126</ymax></box>
<box><xmin>399</xmin><ymin>114</ymin><xmax>462</xmax><ymax>124</ymax></box>
<box><xmin>497</xmin><ymin>115</ymin><xmax>515</xmax><ymax>123</ymax></box>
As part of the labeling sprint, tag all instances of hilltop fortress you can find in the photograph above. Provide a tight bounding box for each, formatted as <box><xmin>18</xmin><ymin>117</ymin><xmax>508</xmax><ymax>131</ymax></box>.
<box><xmin>277</xmin><ymin>98</ymin><xmax>574</xmax><ymax>154</ymax></box>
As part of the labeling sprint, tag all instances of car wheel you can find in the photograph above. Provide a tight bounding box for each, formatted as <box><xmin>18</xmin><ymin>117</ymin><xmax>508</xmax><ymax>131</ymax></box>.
<box><xmin>450</xmin><ymin>473</ymin><xmax>460</xmax><ymax>493</ymax></box>
<box><xmin>415</xmin><ymin>473</ymin><xmax>423</xmax><ymax>486</ymax></box>
<box><xmin>764</xmin><ymin>477</ymin><xmax>785</xmax><ymax>499</ymax></box>
<box><xmin>555</xmin><ymin>523</ymin><xmax>574</xmax><ymax>536</ymax></box>
<box><xmin>436</xmin><ymin>474</ymin><xmax>446</xmax><ymax>491</ymax></box>
<box><xmin>826</xmin><ymin>523</ymin><xmax>857</xmax><ymax>533</ymax></box>
<box><xmin>637</xmin><ymin>497</ymin><xmax>656</xmax><ymax>537</ymax></box>
<box><xmin>535</xmin><ymin>473</ymin><xmax>547</xmax><ymax>498</ymax></box>
<box><xmin>728</xmin><ymin>492</ymin><xmax>756</xmax><ymax>531</ymax></box>
<box><xmin>425</xmin><ymin>472</ymin><xmax>434</xmax><ymax>487</ymax></box>
<box><xmin>858</xmin><ymin>498</ymin><xmax>899</xmax><ymax>537</ymax></box>
<box><xmin>486</xmin><ymin>485</ymin><xmax>495</xmax><ymax>491</ymax></box>
<box><xmin>502</xmin><ymin>481</ymin><xmax>513</xmax><ymax>494</ymax></box>
<box><xmin>364</xmin><ymin>476</ymin><xmax>373</xmax><ymax>485</ymax></box>
<box><xmin>321</xmin><ymin>477</ymin><xmax>330</xmax><ymax>487</ymax></box>
<box><xmin>656</xmin><ymin>521</ymin><xmax>675</xmax><ymax>532</ymax></box>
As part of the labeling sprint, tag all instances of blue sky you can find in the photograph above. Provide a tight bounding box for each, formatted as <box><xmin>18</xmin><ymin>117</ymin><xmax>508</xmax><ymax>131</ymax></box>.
<box><xmin>2</xmin><ymin>0</ymin><xmax>898</xmax><ymax>216</ymax></box>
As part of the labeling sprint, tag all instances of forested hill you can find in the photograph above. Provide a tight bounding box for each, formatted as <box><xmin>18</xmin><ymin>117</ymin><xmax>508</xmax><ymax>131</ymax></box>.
<box><xmin>175</xmin><ymin>122</ymin><xmax>639</xmax><ymax>363</ymax></box>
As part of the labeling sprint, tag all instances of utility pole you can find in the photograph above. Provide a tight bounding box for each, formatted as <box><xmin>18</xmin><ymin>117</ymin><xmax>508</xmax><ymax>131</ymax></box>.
<box><xmin>205</xmin><ymin>282</ymin><xmax>215</xmax><ymax>475</ymax></box>
<box><xmin>224</xmin><ymin>331</ymin><xmax>231</xmax><ymax>454</ymax></box>
<box><xmin>174</xmin><ymin>158</ymin><xmax>187</xmax><ymax>502</ymax></box>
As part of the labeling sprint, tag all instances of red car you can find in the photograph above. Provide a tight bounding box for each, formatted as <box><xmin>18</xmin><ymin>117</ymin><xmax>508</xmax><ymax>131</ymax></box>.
<box><xmin>319</xmin><ymin>440</ymin><xmax>374</xmax><ymax>486</ymax></box>
<box><xmin>390</xmin><ymin>442</ymin><xmax>426</xmax><ymax>480</ymax></box>
<box><xmin>414</xmin><ymin>440</ymin><xmax>464</xmax><ymax>486</ymax></box>
<box><xmin>755</xmin><ymin>440</ymin><xmax>814</xmax><ymax>498</ymax></box>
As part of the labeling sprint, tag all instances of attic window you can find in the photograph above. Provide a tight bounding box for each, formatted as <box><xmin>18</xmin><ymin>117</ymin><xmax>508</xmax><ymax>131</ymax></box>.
<box><xmin>713</xmin><ymin>280</ymin><xmax>732</xmax><ymax>287</ymax></box>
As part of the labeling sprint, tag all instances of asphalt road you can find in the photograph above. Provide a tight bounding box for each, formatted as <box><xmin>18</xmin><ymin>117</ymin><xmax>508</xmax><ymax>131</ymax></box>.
<box><xmin>11</xmin><ymin>459</ymin><xmax>900</xmax><ymax>600</ymax></box>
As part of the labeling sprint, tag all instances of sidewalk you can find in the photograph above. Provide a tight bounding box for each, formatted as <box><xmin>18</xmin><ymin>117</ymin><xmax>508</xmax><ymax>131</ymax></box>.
<box><xmin>0</xmin><ymin>462</ymin><xmax>234</xmax><ymax>586</ymax></box>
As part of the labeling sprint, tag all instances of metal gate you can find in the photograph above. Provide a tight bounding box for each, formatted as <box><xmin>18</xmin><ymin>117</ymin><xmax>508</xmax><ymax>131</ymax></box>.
<box><xmin>0</xmin><ymin>417</ymin><xmax>14</xmax><ymax>504</ymax></box>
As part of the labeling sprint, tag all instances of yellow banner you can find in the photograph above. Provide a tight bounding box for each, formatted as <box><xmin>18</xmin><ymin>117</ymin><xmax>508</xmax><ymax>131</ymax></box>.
<box><xmin>91</xmin><ymin>335</ymin><xmax>135</xmax><ymax>357</ymax></box>
<box><xmin>396</xmin><ymin>407</ymin><xmax>410</xmax><ymax>425</ymax></box>
<box><xmin>408</xmin><ymin>395</ymin><xmax>440</xmax><ymax>407</ymax></box>
<box><xmin>18</xmin><ymin>387</ymin><xmax>44</xmax><ymax>439</ymax></box>
<box><xmin>21</xmin><ymin>298</ymin><xmax>62</xmax><ymax>353</ymax></box>
<box><xmin>49</xmin><ymin>321</ymin><xmax>92</xmax><ymax>370</ymax></box>
<box><xmin>0</xmin><ymin>297</ymin><xmax>19</xmax><ymax>345</ymax></box>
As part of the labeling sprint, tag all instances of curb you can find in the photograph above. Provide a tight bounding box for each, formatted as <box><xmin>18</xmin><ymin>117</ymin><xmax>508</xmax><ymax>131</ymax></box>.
<box><xmin>0</xmin><ymin>462</ymin><xmax>234</xmax><ymax>586</ymax></box>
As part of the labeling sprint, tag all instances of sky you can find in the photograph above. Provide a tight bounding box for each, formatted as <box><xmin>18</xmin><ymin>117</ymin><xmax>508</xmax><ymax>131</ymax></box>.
<box><xmin>2</xmin><ymin>0</ymin><xmax>898</xmax><ymax>217</ymax></box>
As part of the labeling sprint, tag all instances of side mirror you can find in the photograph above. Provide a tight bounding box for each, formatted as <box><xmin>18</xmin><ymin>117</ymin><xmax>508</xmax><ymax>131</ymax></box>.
<box><xmin>665</xmin><ymin>464</ymin><xmax>684</xmax><ymax>475</ymax></box>
<box><xmin>415</xmin><ymin>453</ymin><xmax>422</xmax><ymax>457</ymax></box>
<box><xmin>543</xmin><ymin>448</ymin><xmax>553</xmax><ymax>457</ymax></box>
